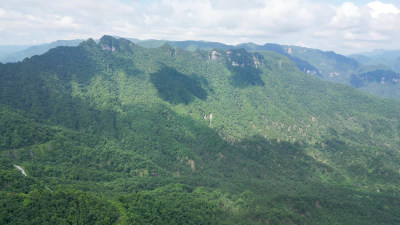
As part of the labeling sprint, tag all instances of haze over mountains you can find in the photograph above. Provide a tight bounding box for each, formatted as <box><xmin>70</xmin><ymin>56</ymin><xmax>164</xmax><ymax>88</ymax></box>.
<box><xmin>0</xmin><ymin>40</ymin><xmax>84</xmax><ymax>63</ymax></box>
<box><xmin>1</xmin><ymin>35</ymin><xmax>400</xmax><ymax>224</ymax></box>
<box><xmin>350</xmin><ymin>49</ymin><xmax>400</xmax><ymax>73</ymax></box>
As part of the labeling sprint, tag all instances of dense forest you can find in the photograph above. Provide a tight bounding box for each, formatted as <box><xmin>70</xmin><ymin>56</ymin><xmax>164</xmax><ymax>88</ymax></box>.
<box><xmin>1</xmin><ymin>36</ymin><xmax>400</xmax><ymax>224</ymax></box>
<box><xmin>2</xmin><ymin>38</ymin><xmax>400</xmax><ymax>101</ymax></box>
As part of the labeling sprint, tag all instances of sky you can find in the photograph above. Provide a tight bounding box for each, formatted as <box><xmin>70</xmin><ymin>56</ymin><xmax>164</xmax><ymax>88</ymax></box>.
<box><xmin>1</xmin><ymin>0</ymin><xmax>400</xmax><ymax>54</ymax></box>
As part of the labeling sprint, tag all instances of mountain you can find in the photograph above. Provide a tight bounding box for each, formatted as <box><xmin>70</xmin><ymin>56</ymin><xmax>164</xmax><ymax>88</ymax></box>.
<box><xmin>350</xmin><ymin>70</ymin><xmax>400</xmax><ymax>99</ymax></box>
<box><xmin>130</xmin><ymin>40</ymin><xmax>330</xmax><ymax>79</ymax></box>
<box><xmin>0</xmin><ymin>39</ymin><xmax>229</xmax><ymax>63</ymax></box>
<box><xmin>253</xmin><ymin>44</ymin><xmax>400</xmax><ymax>101</ymax></box>
<box><xmin>130</xmin><ymin>39</ymin><xmax>400</xmax><ymax>100</ymax></box>
<box><xmin>0</xmin><ymin>45</ymin><xmax>32</xmax><ymax>59</ymax></box>
<box><xmin>0</xmin><ymin>39</ymin><xmax>84</xmax><ymax>63</ymax></box>
<box><xmin>3</xmin><ymin>38</ymin><xmax>399</xmax><ymax>101</ymax></box>
<box><xmin>1</xmin><ymin>35</ymin><xmax>400</xmax><ymax>224</ymax></box>
<box><xmin>128</xmin><ymin>38</ymin><xmax>168</xmax><ymax>48</ymax></box>
<box><xmin>349</xmin><ymin>49</ymin><xmax>400</xmax><ymax>73</ymax></box>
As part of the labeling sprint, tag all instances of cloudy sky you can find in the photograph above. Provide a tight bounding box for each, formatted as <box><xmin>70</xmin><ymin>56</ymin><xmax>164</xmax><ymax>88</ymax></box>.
<box><xmin>1</xmin><ymin>0</ymin><xmax>400</xmax><ymax>54</ymax></box>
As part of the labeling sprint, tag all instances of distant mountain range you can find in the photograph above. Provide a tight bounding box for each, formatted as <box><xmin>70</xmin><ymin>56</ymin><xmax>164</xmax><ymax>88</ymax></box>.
<box><xmin>349</xmin><ymin>49</ymin><xmax>400</xmax><ymax>73</ymax></box>
<box><xmin>1</xmin><ymin>37</ymin><xmax>399</xmax><ymax>101</ymax></box>
<box><xmin>0</xmin><ymin>40</ymin><xmax>84</xmax><ymax>63</ymax></box>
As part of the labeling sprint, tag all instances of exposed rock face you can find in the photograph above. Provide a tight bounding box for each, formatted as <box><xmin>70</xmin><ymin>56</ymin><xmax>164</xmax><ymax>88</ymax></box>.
<box><xmin>100</xmin><ymin>35</ymin><xmax>117</xmax><ymax>52</ymax></box>
<box><xmin>208</xmin><ymin>48</ymin><xmax>264</xmax><ymax>69</ymax></box>
<box><xmin>14</xmin><ymin>165</ymin><xmax>27</xmax><ymax>176</ymax></box>
<box><xmin>99</xmin><ymin>35</ymin><xmax>136</xmax><ymax>52</ymax></box>
<box><xmin>187</xmin><ymin>159</ymin><xmax>195</xmax><ymax>171</ymax></box>
<box><xmin>102</xmin><ymin>44</ymin><xmax>115</xmax><ymax>52</ymax></box>
<box><xmin>253</xmin><ymin>56</ymin><xmax>262</xmax><ymax>68</ymax></box>
<box><xmin>210</xmin><ymin>50</ymin><xmax>220</xmax><ymax>61</ymax></box>
<box><xmin>329</xmin><ymin>72</ymin><xmax>340</xmax><ymax>77</ymax></box>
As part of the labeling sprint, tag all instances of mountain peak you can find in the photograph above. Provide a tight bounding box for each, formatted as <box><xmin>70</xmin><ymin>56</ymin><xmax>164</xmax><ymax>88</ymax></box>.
<box><xmin>99</xmin><ymin>35</ymin><xmax>135</xmax><ymax>52</ymax></box>
<box><xmin>99</xmin><ymin>35</ymin><xmax>118</xmax><ymax>51</ymax></box>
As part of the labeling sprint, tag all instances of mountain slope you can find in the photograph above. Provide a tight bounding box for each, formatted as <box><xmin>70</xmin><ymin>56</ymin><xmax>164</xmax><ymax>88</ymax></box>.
<box><xmin>256</xmin><ymin>44</ymin><xmax>400</xmax><ymax>101</ymax></box>
<box><xmin>349</xmin><ymin>49</ymin><xmax>400</xmax><ymax>73</ymax></box>
<box><xmin>1</xmin><ymin>36</ymin><xmax>400</xmax><ymax>224</ymax></box>
<box><xmin>0</xmin><ymin>45</ymin><xmax>32</xmax><ymax>59</ymax></box>
<box><xmin>131</xmin><ymin>39</ymin><xmax>400</xmax><ymax>100</ymax></box>
<box><xmin>3</xmin><ymin>38</ymin><xmax>399</xmax><ymax>101</ymax></box>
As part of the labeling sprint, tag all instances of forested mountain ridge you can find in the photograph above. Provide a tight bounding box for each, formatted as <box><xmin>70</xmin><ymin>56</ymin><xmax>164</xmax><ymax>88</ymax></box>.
<box><xmin>2</xmin><ymin>37</ymin><xmax>399</xmax><ymax>101</ymax></box>
<box><xmin>99</xmin><ymin>39</ymin><xmax>400</xmax><ymax>102</ymax></box>
<box><xmin>1</xmin><ymin>35</ymin><xmax>400</xmax><ymax>224</ymax></box>
<box><xmin>269</xmin><ymin>45</ymin><xmax>400</xmax><ymax>101</ymax></box>
<box><xmin>132</xmin><ymin>39</ymin><xmax>400</xmax><ymax>101</ymax></box>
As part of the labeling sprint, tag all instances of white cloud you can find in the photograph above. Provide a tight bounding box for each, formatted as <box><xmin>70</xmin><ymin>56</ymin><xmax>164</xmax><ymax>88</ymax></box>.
<box><xmin>331</xmin><ymin>2</ymin><xmax>361</xmax><ymax>28</ymax></box>
<box><xmin>0</xmin><ymin>0</ymin><xmax>400</xmax><ymax>54</ymax></box>
<box><xmin>367</xmin><ymin>1</ymin><xmax>400</xmax><ymax>18</ymax></box>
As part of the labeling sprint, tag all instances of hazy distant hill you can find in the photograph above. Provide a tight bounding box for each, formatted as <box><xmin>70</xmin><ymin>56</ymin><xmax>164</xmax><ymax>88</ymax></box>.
<box><xmin>349</xmin><ymin>49</ymin><xmax>400</xmax><ymax>73</ymax></box>
<box><xmin>0</xmin><ymin>39</ymin><xmax>83</xmax><ymax>63</ymax></box>
<box><xmin>0</xmin><ymin>45</ymin><xmax>32</xmax><ymax>59</ymax></box>
<box><xmin>1</xmin><ymin>36</ymin><xmax>400</xmax><ymax>224</ymax></box>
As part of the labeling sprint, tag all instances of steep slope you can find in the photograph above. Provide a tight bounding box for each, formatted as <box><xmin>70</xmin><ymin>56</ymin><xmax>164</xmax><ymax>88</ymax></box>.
<box><xmin>4</xmin><ymin>38</ymin><xmax>399</xmax><ymax>101</ymax></box>
<box><xmin>1</xmin><ymin>36</ymin><xmax>400</xmax><ymax>224</ymax></box>
<box><xmin>350</xmin><ymin>70</ymin><xmax>400</xmax><ymax>100</ymax></box>
<box><xmin>256</xmin><ymin>44</ymin><xmax>400</xmax><ymax>101</ymax></box>
<box><xmin>279</xmin><ymin>45</ymin><xmax>360</xmax><ymax>82</ymax></box>
<box><xmin>131</xmin><ymin>39</ymin><xmax>400</xmax><ymax>100</ymax></box>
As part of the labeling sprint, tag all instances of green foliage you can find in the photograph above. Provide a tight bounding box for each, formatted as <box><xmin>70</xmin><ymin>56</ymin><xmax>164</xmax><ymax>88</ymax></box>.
<box><xmin>1</xmin><ymin>35</ymin><xmax>400</xmax><ymax>224</ymax></box>
<box><xmin>118</xmin><ymin>184</ymin><xmax>229</xmax><ymax>225</ymax></box>
<box><xmin>0</xmin><ymin>188</ymin><xmax>119</xmax><ymax>225</ymax></box>
<box><xmin>150</xmin><ymin>65</ymin><xmax>208</xmax><ymax>104</ymax></box>
<box><xmin>349</xmin><ymin>70</ymin><xmax>400</xmax><ymax>100</ymax></box>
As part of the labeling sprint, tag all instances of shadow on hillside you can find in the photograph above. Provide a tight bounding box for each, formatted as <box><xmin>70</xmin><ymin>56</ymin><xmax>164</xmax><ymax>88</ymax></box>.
<box><xmin>228</xmin><ymin>66</ymin><xmax>265</xmax><ymax>88</ymax></box>
<box><xmin>150</xmin><ymin>65</ymin><xmax>208</xmax><ymax>105</ymax></box>
<box><xmin>233</xmin><ymin>135</ymin><xmax>335</xmax><ymax>182</ymax></box>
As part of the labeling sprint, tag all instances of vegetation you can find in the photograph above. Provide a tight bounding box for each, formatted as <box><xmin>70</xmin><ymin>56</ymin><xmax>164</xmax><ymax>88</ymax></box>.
<box><xmin>349</xmin><ymin>70</ymin><xmax>400</xmax><ymax>100</ymax></box>
<box><xmin>2</xmin><ymin>37</ymin><xmax>400</xmax><ymax>101</ymax></box>
<box><xmin>1</xmin><ymin>35</ymin><xmax>400</xmax><ymax>224</ymax></box>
